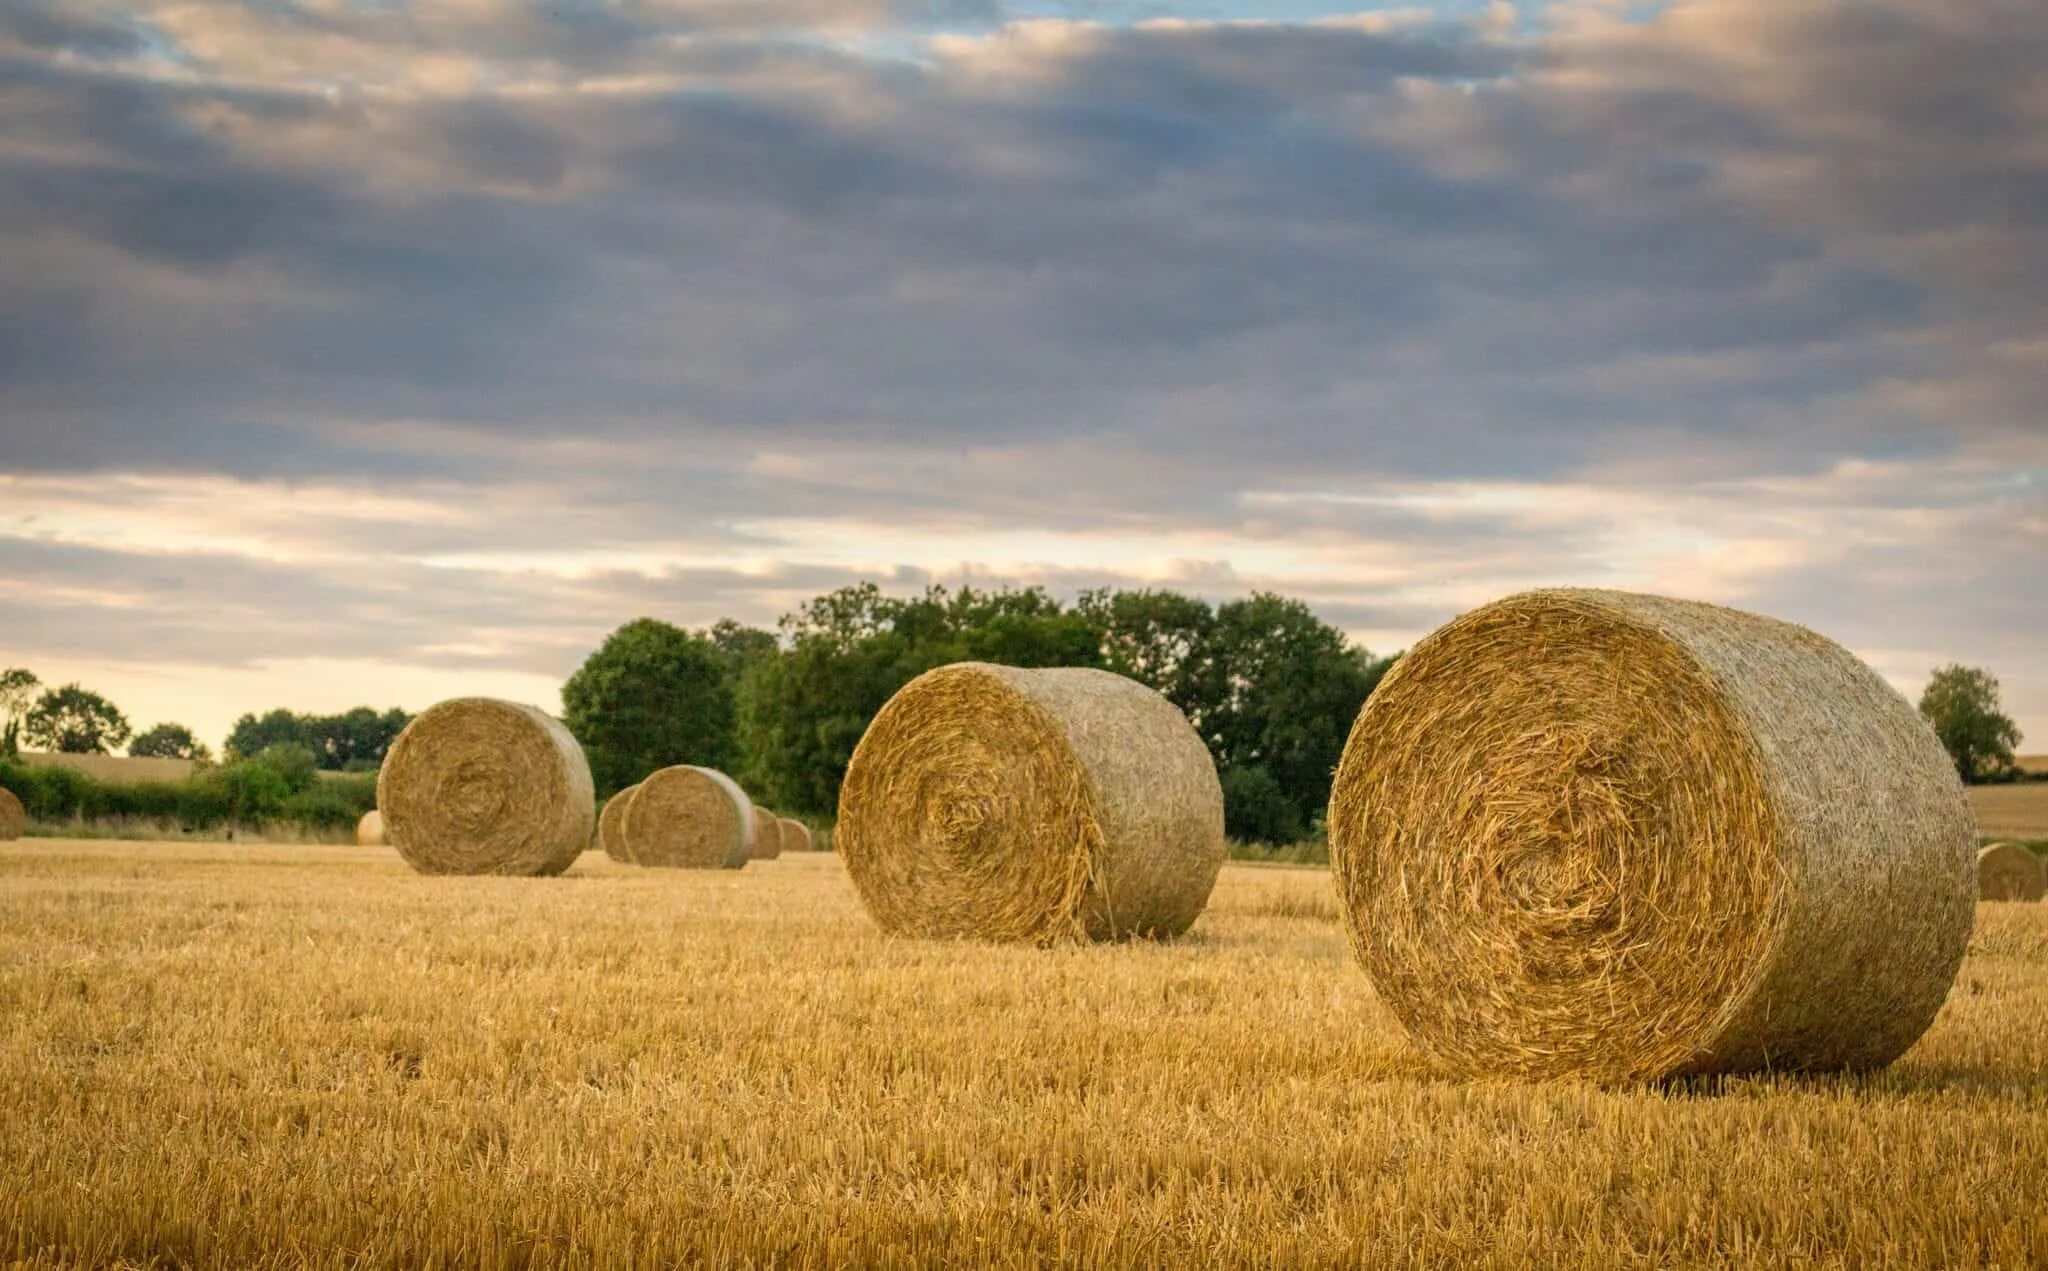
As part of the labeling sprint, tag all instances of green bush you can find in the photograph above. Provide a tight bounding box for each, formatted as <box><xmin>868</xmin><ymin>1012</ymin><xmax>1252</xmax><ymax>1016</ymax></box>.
<box><xmin>0</xmin><ymin>755</ymin><xmax>372</xmax><ymax>839</ymax></box>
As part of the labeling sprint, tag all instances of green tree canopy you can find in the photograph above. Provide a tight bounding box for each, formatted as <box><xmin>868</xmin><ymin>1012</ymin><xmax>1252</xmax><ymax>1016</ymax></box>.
<box><xmin>131</xmin><ymin>722</ymin><xmax>212</xmax><ymax>762</ymax></box>
<box><xmin>563</xmin><ymin>619</ymin><xmax>738</xmax><ymax>795</ymax></box>
<box><xmin>737</xmin><ymin>584</ymin><xmax>1102</xmax><ymax>814</ymax></box>
<box><xmin>0</xmin><ymin>667</ymin><xmax>40</xmax><ymax>757</ymax></box>
<box><xmin>1919</xmin><ymin>664</ymin><xmax>2022</xmax><ymax>783</ymax></box>
<box><xmin>225</xmin><ymin>706</ymin><xmax>409</xmax><ymax>769</ymax></box>
<box><xmin>24</xmin><ymin>684</ymin><xmax>132</xmax><ymax>755</ymax></box>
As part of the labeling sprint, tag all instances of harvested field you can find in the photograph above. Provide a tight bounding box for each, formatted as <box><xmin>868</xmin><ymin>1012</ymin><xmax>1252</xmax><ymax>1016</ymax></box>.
<box><xmin>1970</xmin><ymin>781</ymin><xmax>2048</xmax><ymax>842</ymax></box>
<box><xmin>4</xmin><ymin>839</ymin><xmax>2048</xmax><ymax>1266</ymax></box>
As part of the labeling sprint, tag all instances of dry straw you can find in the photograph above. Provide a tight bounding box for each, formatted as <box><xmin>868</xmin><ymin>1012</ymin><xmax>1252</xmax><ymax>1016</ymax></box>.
<box><xmin>1328</xmin><ymin>589</ymin><xmax>1977</xmax><ymax>1082</ymax></box>
<box><xmin>0</xmin><ymin>787</ymin><xmax>23</xmax><ymax>841</ymax></box>
<box><xmin>355</xmin><ymin>810</ymin><xmax>385</xmax><ymax>847</ymax></box>
<box><xmin>377</xmin><ymin>698</ymin><xmax>595</xmax><ymax>877</ymax></box>
<box><xmin>777</xmin><ymin>816</ymin><xmax>814</xmax><ymax>854</ymax></box>
<box><xmin>598</xmin><ymin>785</ymin><xmax>640</xmax><ymax>863</ymax></box>
<box><xmin>837</xmin><ymin>662</ymin><xmax>1224</xmax><ymax>944</ymax></box>
<box><xmin>750</xmin><ymin>806</ymin><xmax>782</xmax><ymax>860</ymax></box>
<box><xmin>624</xmin><ymin>766</ymin><xmax>752</xmax><ymax>869</ymax></box>
<box><xmin>1978</xmin><ymin>843</ymin><xmax>2045</xmax><ymax>902</ymax></box>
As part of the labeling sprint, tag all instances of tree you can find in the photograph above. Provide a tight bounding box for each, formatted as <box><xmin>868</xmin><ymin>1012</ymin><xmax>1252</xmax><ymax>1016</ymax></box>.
<box><xmin>0</xmin><ymin>667</ymin><xmax>39</xmax><ymax>758</ymax></box>
<box><xmin>1196</xmin><ymin>594</ymin><xmax>1394</xmax><ymax>843</ymax></box>
<box><xmin>23</xmin><ymin>684</ymin><xmax>132</xmax><ymax>755</ymax></box>
<box><xmin>226</xmin><ymin>708</ymin><xmax>311</xmax><ymax>761</ymax></box>
<box><xmin>563</xmin><ymin>619</ymin><xmax>738</xmax><ymax>795</ymax></box>
<box><xmin>1076</xmin><ymin>588</ymin><xmax>1216</xmax><ymax>721</ymax></box>
<box><xmin>736</xmin><ymin>584</ymin><xmax>1103</xmax><ymax>814</ymax></box>
<box><xmin>1919</xmin><ymin>664</ymin><xmax>2022</xmax><ymax>783</ymax></box>
<box><xmin>225</xmin><ymin>707</ymin><xmax>408</xmax><ymax>769</ymax></box>
<box><xmin>706</xmin><ymin>619</ymin><xmax>779</xmax><ymax>677</ymax></box>
<box><xmin>131</xmin><ymin>722</ymin><xmax>212</xmax><ymax>762</ymax></box>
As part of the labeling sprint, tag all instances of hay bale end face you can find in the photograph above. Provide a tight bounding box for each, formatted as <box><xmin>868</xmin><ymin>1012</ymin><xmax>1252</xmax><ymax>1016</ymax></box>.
<box><xmin>355</xmin><ymin>809</ymin><xmax>385</xmax><ymax>847</ymax></box>
<box><xmin>0</xmin><ymin>787</ymin><xmax>24</xmax><ymax>841</ymax></box>
<box><xmin>750</xmin><ymin>805</ymin><xmax>782</xmax><ymax>860</ymax></box>
<box><xmin>1328</xmin><ymin>589</ymin><xmax>1977</xmax><ymax>1082</ymax></box>
<box><xmin>1978</xmin><ymin>843</ymin><xmax>2045</xmax><ymax>902</ymax></box>
<box><xmin>777</xmin><ymin>816</ymin><xmax>814</xmax><ymax>854</ymax></box>
<box><xmin>598</xmin><ymin>785</ymin><xmax>640</xmax><ymax>863</ymax></box>
<box><xmin>624</xmin><ymin>766</ymin><xmax>752</xmax><ymax>869</ymax></box>
<box><xmin>376</xmin><ymin>698</ymin><xmax>595</xmax><ymax>877</ymax></box>
<box><xmin>837</xmin><ymin>662</ymin><xmax>1225</xmax><ymax>944</ymax></box>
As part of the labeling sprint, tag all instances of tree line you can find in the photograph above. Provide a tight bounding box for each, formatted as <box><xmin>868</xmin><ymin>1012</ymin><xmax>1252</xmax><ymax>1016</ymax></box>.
<box><xmin>566</xmin><ymin>583</ymin><xmax>1398</xmax><ymax>843</ymax></box>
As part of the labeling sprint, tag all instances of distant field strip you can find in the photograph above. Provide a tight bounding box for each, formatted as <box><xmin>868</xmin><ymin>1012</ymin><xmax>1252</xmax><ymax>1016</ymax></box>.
<box><xmin>3</xmin><ymin>841</ymin><xmax>2047</xmax><ymax>1267</ymax></box>
<box><xmin>1971</xmin><ymin>780</ymin><xmax>2048</xmax><ymax>841</ymax></box>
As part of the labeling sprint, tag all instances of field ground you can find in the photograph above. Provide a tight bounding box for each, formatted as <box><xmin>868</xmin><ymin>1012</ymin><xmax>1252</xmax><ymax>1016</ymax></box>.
<box><xmin>1969</xmin><ymin>779</ymin><xmax>2048</xmax><ymax>842</ymax></box>
<box><xmin>5</xmin><ymin>842</ymin><xmax>2048</xmax><ymax>1267</ymax></box>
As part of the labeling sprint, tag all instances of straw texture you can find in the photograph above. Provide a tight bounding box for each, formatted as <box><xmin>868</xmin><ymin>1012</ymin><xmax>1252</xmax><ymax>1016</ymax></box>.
<box><xmin>777</xmin><ymin>817</ymin><xmax>814</xmax><ymax>854</ymax></box>
<box><xmin>355</xmin><ymin>810</ymin><xmax>385</xmax><ymax>847</ymax></box>
<box><xmin>750</xmin><ymin>806</ymin><xmax>782</xmax><ymax>860</ymax></box>
<box><xmin>377</xmin><ymin>698</ymin><xmax>595</xmax><ymax>877</ymax></box>
<box><xmin>1978</xmin><ymin>843</ymin><xmax>2045</xmax><ymax>902</ymax></box>
<box><xmin>0</xmin><ymin>787</ymin><xmax>23</xmax><ymax>841</ymax></box>
<box><xmin>837</xmin><ymin>662</ymin><xmax>1224</xmax><ymax>944</ymax></box>
<box><xmin>624</xmin><ymin>766</ymin><xmax>752</xmax><ymax>869</ymax></box>
<box><xmin>1328</xmin><ymin>589</ymin><xmax>1977</xmax><ymax>1082</ymax></box>
<box><xmin>598</xmin><ymin>785</ymin><xmax>639</xmax><ymax>863</ymax></box>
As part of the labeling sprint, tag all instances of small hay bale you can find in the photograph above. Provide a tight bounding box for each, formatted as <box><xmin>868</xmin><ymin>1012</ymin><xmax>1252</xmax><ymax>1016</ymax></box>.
<box><xmin>0</xmin><ymin>787</ymin><xmax>23</xmax><ymax>841</ymax></box>
<box><xmin>750</xmin><ymin>805</ymin><xmax>782</xmax><ymax>860</ymax></box>
<box><xmin>355</xmin><ymin>809</ymin><xmax>385</xmax><ymax>847</ymax></box>
<box><xmin>598</xmin><ymin>785</ymin><xmax>640</xmax><ymax>863</ymax></box>
<box><xmin>1328</xmin><ymin>589</ymin><xmax>1977</xmax><ymax>1082</ymax></box>
<box><xmin>1978</xmin><ymin>843</ymin><xmax>2045</xmax><ymax>902</ymax></box>
<box><xmin>837</xmin><ymin>662</ymin><xmax>1224</xmax><ymax>944</ymax></box>
<box><xmin>777</xmin><ymin>816</ymin><xmax>814</xmax><ymax>854</ymax></box>
<box><xmin>623</xmin><ymin>765</ymin><xmax>752</xmax><ymax>869</ymax></box>
<box><xmin>377</xmin><ymin>697</ymin><xmax>594</xmax><ymax>877</ymax></box>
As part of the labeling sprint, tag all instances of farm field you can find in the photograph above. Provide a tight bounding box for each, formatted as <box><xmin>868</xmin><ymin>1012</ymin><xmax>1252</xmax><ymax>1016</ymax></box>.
<box><xmin>5</xmin><ymin>841</ymin><xmax>2048</xmax><ymax>1267</ymax></box>
<box><xmin>1970</xmin><ymin>779</ymin><xmax>2048</xmax><ymax>842</ymax></box>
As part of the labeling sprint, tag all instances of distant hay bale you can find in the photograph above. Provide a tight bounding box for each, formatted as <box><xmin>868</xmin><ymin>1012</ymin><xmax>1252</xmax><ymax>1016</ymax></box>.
<box><xmin>377</xmin><ymin>698</ymin><xmax>595</xmax><ymax>877</ymax></box>
<box><xmin>623</xmin><ymin>766</ymin><xmax>752</xmax><ymax>869</ymax></box>
<box><xmin>0</xmin><ymin>787</ymin><xmax>23</xmax><ymax>841</ymax></box>
<box><xmin>1328</xmin><ymin>589</ymin><xmax>1977</xmax><ymax>1082</ymax></box>
<box><xmin>1978</xmin><ymin>843</ymin><xmax>2045</xmax><ymax>902</ymax></box>
<box><xmin>837</xmin><ymin>662</ymin><xmax>1224</xmax><ymax>944</ymax></box>
<box><xmin>750</xmin><ymin>805</ymin><xmax>781</xmax><ymax>860</ymax></box>
<box><xmin>777</xmin><ymin>816</ymin><xmax>813</xmax><ymax>854</ymax></box>
<box><xmin>355</xmin><ymin>809</ymin><xmax>385</xmax><ymax>847</ymax></box>
<box><xmin>598</xmin><ymin>785</ymin><xmax>640</xmax><ymax>863</ymax></box>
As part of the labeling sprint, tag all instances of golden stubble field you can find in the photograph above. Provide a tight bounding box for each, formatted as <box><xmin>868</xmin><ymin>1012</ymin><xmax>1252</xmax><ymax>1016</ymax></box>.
<box><xmin>1969</xmin><ymin>779</ymin><xmax>2048</xmax><ymax>841</ymax></box>
<box><xmin>5</xmin><ymin>841</ymin><xmax>2048</xmax><ymax>1268</ymax></box>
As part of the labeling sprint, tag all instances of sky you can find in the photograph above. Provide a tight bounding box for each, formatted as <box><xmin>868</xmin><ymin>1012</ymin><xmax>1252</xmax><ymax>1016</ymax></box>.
<box><xmin>0</xmin><ymin>0</ymin><xmax>2043</xmax><ymax>753</ymax></box>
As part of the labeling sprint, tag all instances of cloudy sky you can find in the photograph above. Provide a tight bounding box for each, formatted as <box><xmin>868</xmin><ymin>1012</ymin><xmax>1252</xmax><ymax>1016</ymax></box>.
<box><xmin>1</xmin><ymin>0</ymin><xmax>2043</xmax><ymax>751</ymax></box>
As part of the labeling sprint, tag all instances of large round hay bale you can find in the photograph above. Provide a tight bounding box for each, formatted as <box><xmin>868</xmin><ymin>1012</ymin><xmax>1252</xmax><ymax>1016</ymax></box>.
<box><xmin>750</xmin><ymin>805</ymin><xmax>782</xmax><ymax>860</ymax></box>
<box><xmin>624</xmin><ymin>765</ymin><xmax>752</xmax><ymax>869</ymax></box>
<box><xmin>837</xmin><ymin>662</ymin><xmax>1224</xmax><ymax>944</ymax></box>
<box><xmin>376</xmin><ymin>698</ymin><xmax>595</xmax><ymax>877</ymax></box>
<box><xmin>1978</xmin><ymin>843</ymin><xmax>2045</xmax><ymax>902</ymax></box>
<box><xmin>1328</xmin><ymin>589</ymin><xmax>1976</xmax><ymax>1082</ymax></box>
<box><xmin>355</xmin><ymin>809</ymin><xmax>385</xmax><ymax>846</ymax></box>
<box><xmin>777</xmin><ymin>816</ymin><xmax>813</xmax><ymax>854</ymax></box>
<box><xmin>598</xmin><ymin>785</ymin><xmax>640</xmax><ymax>863</ymax></box>
<box><xmin>0</xmin><ymin>787</ymin><xmax>24</xmax><ymax>841</ymax></box>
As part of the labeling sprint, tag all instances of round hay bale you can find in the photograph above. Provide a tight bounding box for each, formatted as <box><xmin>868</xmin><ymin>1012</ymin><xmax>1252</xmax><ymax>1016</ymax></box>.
<box><xmin>0</xmin><ymin>786</ymin><xmax>24</xmax><ymax>841</ymax></box>
<box><xmin>750</xmin><ymin>805</ymin><xmax>782</xmax><ymax>860</ymax></box>
<box><xmin>376</xmin><ymin>698</ymin><xmax>594</xmax><ymax>877</ymax></box>
<box><xmin>1328</xmin><ymin>589</ymin><xmax>1976</xmax><ymax>1082</ymax></box>
<box><xmin>598</xmin><ymin>785</ymin><xmax>640</xmax><ymax>863</ymax></box>
<box><xmin>623</xmin><ymin>765</ymin><xmax>752</xmax><ymax>869</ymax></box>
<box><xmin>355</xmin><ymin>809</ymin><xmax>385</xmax><ymax>847</ymax></box>
<box><xmin>1978</xmin><ymin>843</ymin><xmax>2045</xmax><ymax>902</ymax></box>
<box><xmin>837</xmin><ymin>662</ymin><xmax>1224</xmax><ymax>944</ymax></box>
<box><xmin>777</xmin><ymin>816</ymin><xmax>814</xmax><ymax>854</ymax></box>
